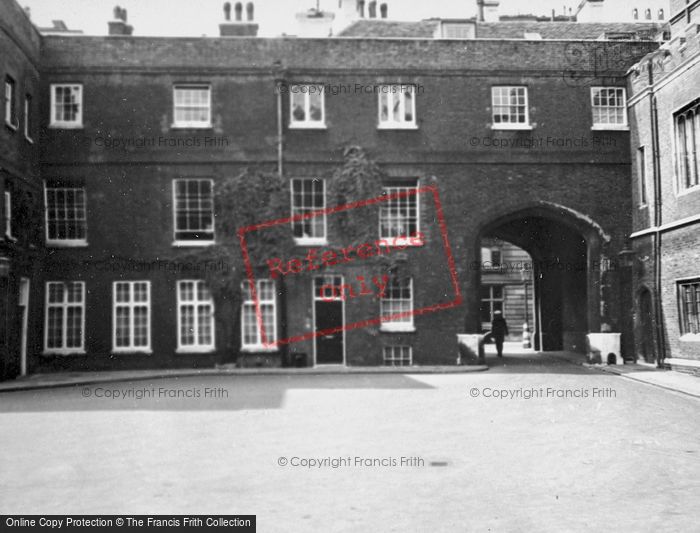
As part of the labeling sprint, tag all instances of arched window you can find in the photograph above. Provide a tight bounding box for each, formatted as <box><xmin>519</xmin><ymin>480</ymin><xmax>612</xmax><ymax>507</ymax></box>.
<box><xmin>234</xmin><ymin>2</ymin><xmax>242</xmax><ymax>21</ymax></box>
<box><xmin>246</xmin><ymin>2</ymin><xmax>254</xmax><ymax>21</ymax></box>
<box><xmin>632</xmin><ymin>8</ymin><xmax>638</xmax><ymax>20</ymax></box>
<box><xmin>368</xmin><ymin>0</ymin><xmax>376</xmax><ymax>18</ymax></box>
<box><xmin>380</xmin><ymin>3</ymin><xmax>388</xmax><ymax>18</ymax></box>
<box><xmin>644</xmin><ymin>8</ymin><xmax>651</xmax><ymax>20</ymax></box>
<box><xmin>658</xmin><ymin>8</ymin><xmax>664</xmax><ymax>20</ymax></box>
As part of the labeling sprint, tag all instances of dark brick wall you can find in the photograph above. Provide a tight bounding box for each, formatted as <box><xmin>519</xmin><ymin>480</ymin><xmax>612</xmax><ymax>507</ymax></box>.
<box><xmin>0</xmin><ymin>0</ymin><xmax>43</xmax><ymax>380</ymax></box>
<box><xmin>28</xmin><ymin>35</ymin><xmax>659</xmax><ymax>370</ymax></box>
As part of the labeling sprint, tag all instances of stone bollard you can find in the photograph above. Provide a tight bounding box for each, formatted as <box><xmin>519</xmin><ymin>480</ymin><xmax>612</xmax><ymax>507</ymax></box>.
<box><xmin>457</xmin><ymin>334</ymin><xmax>486</xmax><ymax>365</ymax></box>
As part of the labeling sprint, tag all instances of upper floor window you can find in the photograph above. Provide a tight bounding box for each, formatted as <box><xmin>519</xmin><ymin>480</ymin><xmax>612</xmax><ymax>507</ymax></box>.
<box><xmin>173</xmin><ymin>179</ymin><xmax>215</xmax><ymax>245</ymax></box>
<box><xmin>378</xmin><ymin>85</ymin><xmax>417</xmax><ymax>129</ymax></box>
<box><xmin>632</xmin><ymin>8</ymin><xmax>639</xmax><ymax>20</ymax></box>
<box><xmin>644</xmin><ymin>8</ymin><xmax>651</xmax><ymax>20</ymax></box>
<box><xmin>591</xmin><ymin>87</ymin><xmax>627</xmax><ymax>129</ymax></box>
<box><xmin>678</xmin><ymin>279</ymin><xmax>700</xmax><ymax>337</ymax></box>
<box><xmin>289</xmin><ymin>84</ymin><xmax>325</xmax><ymax>128</ymax></box>
<box><xmin>491</xmin><ymin>86</ymin><xmax>530</xmax><ymax>129</ymax></box>
<box><xmin>658</xmin><ymin>9</ymin><xmax>664</xmax><ymax>20</ymax></box>
<box><xmin>380</xmin><ymin>276</ymin><xmax>414</xmax><ymax>332</ymax></box>
<box><xmin>113</xmin><ymin>281</ymin><xmax>151</xmax><ymax>353</ymax></box>
<box><xmin>44</xmin><ymin>182</ymin><xmax>88</xmax><ymax>246</ymax></box>
<box><xmin>379</xmin><ymin>180</ymin><xmax>420</xmax><ymax>244</ymax></box>
<box><xmin>173</xmin><ymin>85</ymin><xmax>211</xmax><ymax>128</ymax></box>
<box><xmin>4</xmin><ymin>76</ymin><xmax>17</xmax><ymax>130</ymax></box>
<box><xmin>50</xmin><ymin>84</ymin><xmax>83</xmax><ymax>128</ymax></box>
<box><xmin>481</xmin><ymin>247</ymin><xmax>502</xmax><ymax>269</ymax></box>
<box><xmin>24</xmin><ymin>94</ymin><xmax>33</xmax><ymax>142</ymax></box>
<box><xmin>637</xmin><ymin>146</ymin><xmax>648</xmax><ymax>206</ymax></box>
<box><xmin>45</xmin><ymin>281</ymin><xmax>85</xmax><ymax>354</ymax></box>
<box><xmin>177</xmin><ymin>280</ymin><xmax>215</xmax><ymax>352</ymax></box>
<box><xmin>241</xmin><ymin>279</ymin><xmax>277</xmax><ymax>350</ymax></box>
<box><xmin>291</xmin><ymin>178</ymin><xmax>325</xmax><ymax>244</ymax></box>
<box><xmin>675</xmin><ymin>102</ymin><xmax>700</xmax><ymax>192</ymax></box>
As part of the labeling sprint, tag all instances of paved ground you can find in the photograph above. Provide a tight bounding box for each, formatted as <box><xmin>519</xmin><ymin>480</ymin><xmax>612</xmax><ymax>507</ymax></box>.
<box><xmin>1</xmin><ymin>351</ymin><xmax>699</xmax><ymax>532</ymax></box>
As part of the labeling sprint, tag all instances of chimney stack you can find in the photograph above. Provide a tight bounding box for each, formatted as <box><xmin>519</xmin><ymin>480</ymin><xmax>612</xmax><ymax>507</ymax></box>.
<box><xmin>220</xmin><ymin>1</ymin><xmax>259</xmax><ymax>36</ymax></box>
<box><xmin>108</xmin><ymin>6</ymin><xmax>133</xmax><ymax>35</ymax></box>
<box><xmin>476</xmin><ymin>0</ymin><xmax>500</xmax><ymax>23</ymax></box>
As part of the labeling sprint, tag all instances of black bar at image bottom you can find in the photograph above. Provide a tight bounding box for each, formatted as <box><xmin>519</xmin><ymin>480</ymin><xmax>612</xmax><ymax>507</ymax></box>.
<box><xmin>2</xmin><ymin>516</ymin><xmax>256</xmax><ymax>532</ymax></box>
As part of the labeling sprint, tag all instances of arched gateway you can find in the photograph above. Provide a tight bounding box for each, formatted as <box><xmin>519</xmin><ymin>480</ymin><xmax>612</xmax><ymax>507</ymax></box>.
<box><xmin>471</xmin><ymin>202</ymin><xmax>613</xmax><ymax>353</ymax></box>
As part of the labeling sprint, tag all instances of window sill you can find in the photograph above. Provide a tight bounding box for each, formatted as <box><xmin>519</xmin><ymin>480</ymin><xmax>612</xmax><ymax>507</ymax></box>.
<box><xmin>289</xmin><ymin>122</ymin><xmax>327</xmax><ymax>130</ymax></box>
<box><xmin>240</xmin><ymin>345</ymin><xmax>279</xmax><ymax>353</ymax></box>
<box><xmin>294</xmin><ymin>237</ymin><xmax>328</xmax><ymax>247</ymax></box>
<box><xmin>679</xmin><ymin>334</ymin><xmax>700</xmax><ymax>343</ymax></box>
<box><xmin>380</xmin><ymin>324</ymin><xmax>416</xmax><ymax>333</ymax></box>
<box><xmin>48</xmin><ymin>123</ymin><xmax>83</xmax><ymax>130</ymax></box>
<box><xmin>176</xmin><ymin>346</ymin><xmax>216</xmax><ymax>354</ymax></box>
<box><xmin>676</xmin><ymin>182</ymin><xmax>700</xmax><ymax>197</ymax></box>
<box><xmin>112</xmin><ymin>349</ymin><xmax>153</xmax><ymax>355</ymax></box>
<box><xmin>172</xmin><ymin>240</ymin><xmax>216</xmax><ymax>248</ymax></box>
<box><xmin>591</xmin><ymin>125</ymin><xmax>629</xmax><ymax>131</ymax></box>
<box><xmin>491</xmin><ymin>124</ymin><xmax>533</xmax><ymax>131</ymax></box>
<box><xmin>377</xmin><ymin>123</ymin><xmax>419</xmax><ymax>130</ymax></box>
<box><xmin>171</xmin><ymin>124</ymin><xmax>213</xmax><ymax>130</ymax></box>
<box><xmin>46</xmin><ymin>240</ymin><xmax>88</xmax><ymax>248</ymax></box>
<box><xmin>42</xmin><ymin>349</ymin><xmax>86</xmax><ymax>356</ymax></box>
<box><xmin>378</xmin><ymin>237</ymin><xmax>424</xmax><ymax>247</ymax></box>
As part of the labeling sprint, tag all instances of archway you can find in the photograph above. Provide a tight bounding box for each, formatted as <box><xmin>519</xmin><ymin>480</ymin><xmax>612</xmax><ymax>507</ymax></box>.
<box><xmin>474</xmin><ymin>203</ymin><xmax>608</xmax><ymax>353</ymax></box>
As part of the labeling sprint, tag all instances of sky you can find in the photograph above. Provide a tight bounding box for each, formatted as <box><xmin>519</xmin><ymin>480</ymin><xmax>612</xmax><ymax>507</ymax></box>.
<box><xmin>19</xmin><ymin>0</ymin><xmax>581</xmax><ymax>37</ymax></box>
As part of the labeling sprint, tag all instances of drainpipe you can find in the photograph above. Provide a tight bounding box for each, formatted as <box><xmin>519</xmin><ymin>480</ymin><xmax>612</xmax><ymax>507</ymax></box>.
<box><xmin>273</xmin><ymin>62</ymin><xmax>285</xmax><ymax>178</ymax></box>
<box><xmin>648</xmin><ymin>60</ymin><xmax>666</xmax><ymax>365</ymax></box>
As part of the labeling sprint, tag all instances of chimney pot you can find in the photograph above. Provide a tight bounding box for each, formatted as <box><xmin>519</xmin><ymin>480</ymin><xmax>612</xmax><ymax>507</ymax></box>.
<box><xmin>109</xmin><ymin>6</ymin><xmax>133</xmax><ymax>35</ymax></box>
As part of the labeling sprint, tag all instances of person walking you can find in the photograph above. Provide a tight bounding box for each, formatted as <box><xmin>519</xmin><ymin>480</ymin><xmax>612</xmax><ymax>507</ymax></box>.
<box><xmin>491</xmin><ymin>310</ymin><xmax>509</xmax><ymax>358</ymax></box>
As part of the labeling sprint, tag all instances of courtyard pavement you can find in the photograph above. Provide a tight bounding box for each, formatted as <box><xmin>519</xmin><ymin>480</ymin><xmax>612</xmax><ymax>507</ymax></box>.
<box><xmin>0</xmin><ymin>350</ymin><xmax>699</xmax><ymax>532</ymax></box>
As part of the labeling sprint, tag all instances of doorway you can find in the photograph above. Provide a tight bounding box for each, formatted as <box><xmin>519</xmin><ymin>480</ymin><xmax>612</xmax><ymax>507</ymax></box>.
<box><xmin>313</xmin><ymin>275</ymin><xmax>345</xmax><ymax>365</ymax></box>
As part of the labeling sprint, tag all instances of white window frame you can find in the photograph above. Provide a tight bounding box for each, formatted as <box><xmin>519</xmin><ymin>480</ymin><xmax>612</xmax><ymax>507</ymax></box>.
<box><xmin>673</xmin><ymin>101</ymin><xmax>700</xmax><ymax>194</ymax></box>
<box><xmin>379</xmin><ymin>180</ymin><xmax>421</xmax><ymax>246</ymax></box>
<box><xmin>4</xmin><ymin>191</ymin><xmax>14</xmax><ymax>241</ymax></box>
<box><xmin>289</xmin><ymin>84</ymin><xmax>326</xmax><ymax>129</ymax></box>
<box><xmin>172</xmin><ymin>178</ymin><xmax>215</xmax><ymax>246</ymax></box>
<box><xmin>290</xmin><ymin>178</ymin><xmax>326</xmax><ymax>245</ymax></box>
<box><xmin>172</xmin><ymin>85</ymin><xmax>212</xmax><ymax>129</ymax></box>
<box><xmin>49</xmin><ymin>84</ymin><xmax>83</xmax><ymax>129</ymax></box>
<box><xmin>383</xmin><ymin>345</ymin><xmax>413</xmax><ymax>366</ymax></box>
<box><xmin>590</xmin><ymin>87</ymin><xmax>628</xmax><ymax>130</ymax></box>
<box><xmin>5</xmin><ymin>76</ymin><xmax>17</xmax><ymax>130</ymax></box>
<box><xmin>481</xmin><ymin>284</ymin><xmax>504</xmax><ymax>326</ymax></box>
<box><xmin>24</xmin><ymin>94</ymin><xmax>33</xmax><ymax>142</ymax></box>
<box><xmin>241</xmin><ymin>279</ymin><xmax>277</xmax><ymax>352</ymax></box>
<box><xmin>491</xmin><ymin>86</ymin><xmax>531</xmax><ymax>130</ymax></box>
<box><xmin>44</xmin><ymin>281</ymin><xmax>86</xmax><ymax>355</ymax></box>
<box><xmin>112</xmin><ymin>281</ymin><xmax>152</xmax><ymax>354</ymax></box>
<box><xmin>377</xmin><ymin>84</ymin><xmax>418</xmax><ymax>130</ymax></box>
<box><xmin>678</xmin><ymin>279</ymin><xmax>700</xmax><ymax>340</ymax></box>
<box><xmin>380</xmin><ymin>276</ymin><xmax>415</xmax><ymax>332</ymax></box>
<box><xmin>44</xmin><ymin>182</ymin><xmax>88</xmax><ymax>247</ymax></box>
<box><xmin>177</xmin><ymin>280</ymin><xmax>216</xmax><ymax>353</ymax></box>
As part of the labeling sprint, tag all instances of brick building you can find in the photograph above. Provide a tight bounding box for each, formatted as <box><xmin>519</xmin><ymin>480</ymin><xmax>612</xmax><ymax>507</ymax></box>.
<box><xmin>0</xmin><ymin>0</ymin><xmax>664</xmax><ymax>377</ymax></box>
<box><xmin>627</xmin><ymin>0</ymin><xmax>700</xmax><ymax>374</ymax></box>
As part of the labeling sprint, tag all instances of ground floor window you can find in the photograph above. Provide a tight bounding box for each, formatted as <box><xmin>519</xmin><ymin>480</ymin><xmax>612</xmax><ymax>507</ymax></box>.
<box><xmin>480</xmin><ymin>284</ymin><xmax>504</xmax><ymax>325</ymax></box>
<box><xmin>383</xmin><ymin>345</ymin><xmax>412</xmax><ymax>366</ymax></box>
<box><xmin>678</xmin><ymin>280</ymin><xmax>700</xmax><ymax>335</ymax></box>
<box><xmin>241</xmin><ymin>279</ymin><xmax>277</xmax><ymax>349</ymax></box>
<box><xmin>45</xmin><ymin>281</ymin><xmax>85</xmax><ymax>353</ymax></box>
<box><xmin>380</xmin><ymin>276</ymin><xmax>414</xmax><ymax>331</ymax></box>
<box><xmin>177</xmin><ymin>280</ymin><xmax>215</xmax><ymax>351</ymax></box>
<box><xmin>113</xmin><ymin>281</ymin><xmax>151</xmax><ymax>352</ymax></box>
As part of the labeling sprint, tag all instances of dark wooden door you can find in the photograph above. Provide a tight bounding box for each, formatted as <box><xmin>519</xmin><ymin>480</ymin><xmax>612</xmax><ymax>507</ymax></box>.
<box><xmin>315</xmin><ymin>300</ymin><xmax>343</xmax><ymax>364</ymax></box>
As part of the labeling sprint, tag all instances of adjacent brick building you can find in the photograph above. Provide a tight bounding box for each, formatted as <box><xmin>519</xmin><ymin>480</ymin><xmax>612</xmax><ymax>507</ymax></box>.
<box><xmin>0</xmin><ymin>0</ymin><xmax>667</xmax><ymax>377</ymax></box>
<box><xmin>627</xmin><ymin>0</ymin><xmax>700</xmax><ymax>374</ymax></box>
